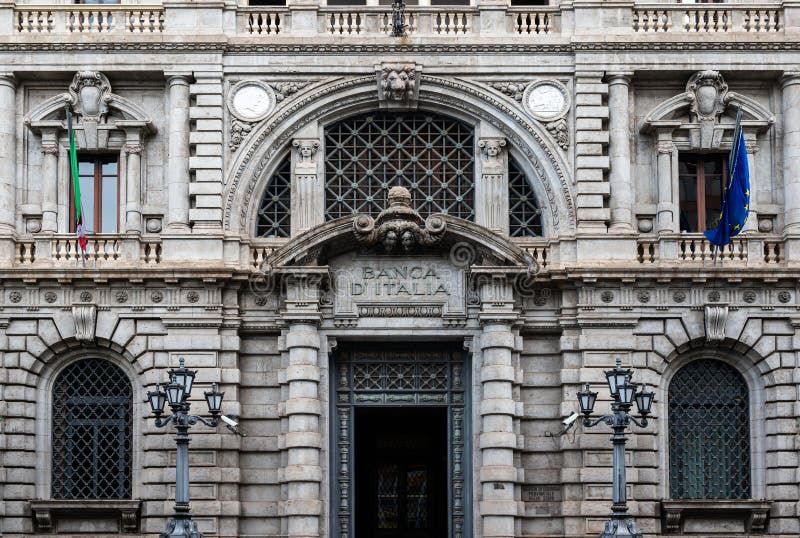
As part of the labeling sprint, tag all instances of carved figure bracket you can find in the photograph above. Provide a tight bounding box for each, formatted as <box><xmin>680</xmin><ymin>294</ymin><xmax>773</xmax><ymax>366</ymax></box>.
<box><xmin>377</xmin><ymin>62</ymin><xmax>420</xmax><ymax>110</ymax></box>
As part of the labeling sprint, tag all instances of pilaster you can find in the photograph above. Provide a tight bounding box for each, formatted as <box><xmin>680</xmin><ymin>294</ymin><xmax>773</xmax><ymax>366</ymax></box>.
<box><xmin>290</xmin><ymin>138</ymin><xmax>323</xmax><ymax>236</ymax></box>
<box><xmin>40</xmin><ymin>128</ymin><xmax>59</xmax><ymax>233</ymax></box>
<box><xmin>655</xmin><ymin>133</ymin><xmax>677</xmax><ymax>233</ymax></box>
<box><xmin>124</xmin><ymin>133</ymin><xmax>143</xmax><ymax>234</ymax></box>
<box><xmin>477</xmin><ymin>275</ymin><xmax>520</xmax><ymax>538</ymax></box>
<box><xmin>476</xmin><ymin>137</ymin><xmax>509</xmax><ymax>235</ymax></box>
<box><xmin>607</xmin><ymin>73</ymin><xmax>634</xmax><ymax>232</ymax></box>
<box><xmin>574</xmin><ymin>72</ymin><xmax>610</xmax><ymax>231</ymax></box>
<box><xmin>166</xmin><ymin>75</ymin><xmax>192</xmax><ymax>232</ymax></box>
<box><xmin>282</xmin><ymin>273</ymin><xmax>323</xmax><ymax>538</ymax></box>
<box><xmin>188</xmin><ymin>71</ymin><xmax>224</xmax><ymax>232</ymax></box>
<box><xmin>781</xmin><ymin>72</ymin><xmax>800</xmax><ymax>234</ymax></box>
<box><xmin>0</xmin><ymin>73</ymin><xmax>16</xmax><ymax>233</ymax></box>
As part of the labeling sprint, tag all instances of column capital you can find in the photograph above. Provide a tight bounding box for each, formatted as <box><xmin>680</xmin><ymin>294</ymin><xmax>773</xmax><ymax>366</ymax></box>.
<box><xmin>478</xmin><ymin>137</ymin><xmax>507</xmax><ymax>165</ymax></box>
<box><xmin>125</xmin><ymin>144</ymin><xmax>143</xmax><ymax>155</ymax></box>
<box><xmin>657</xmin><ymin>141</ymin><xmax>675</xmax><ymax>154</ymax></box>
<box><xmin>41</xmin><ymin>143</ymin><xmax>59</xmax><ymax>156</ymax></box>
<box><xmin>166</xmin><ymin>74</ymin><xmax>192</xmax><ymax>88</ymax></box>
<box><xmin>292</xmin><ymin>138</ymin><xmax>321</xmax><ymax>164</ymax></box>
<box><xmin>606</xmin><ymin>72</ymin><xmax>633</xmax><ymax>86</ymax></box>
<box><xmin>0</xmin><ymin>73</ymin><xmax>16</xmax><ymax>89</ymax></box>
<box><xmin>781</xmin><ymin>71</ymin><xmax>800</xmax><ymax>87</ymax></box>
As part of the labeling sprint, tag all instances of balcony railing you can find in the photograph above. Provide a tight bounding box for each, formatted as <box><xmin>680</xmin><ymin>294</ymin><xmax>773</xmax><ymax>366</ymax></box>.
<box><xmin>632</xmin><ymin>4</ymin><xmax>782</xmax><ymax>33</ymax></box>
<box><xmin>637</xmin><ymin>234</ymin><xmax>785</xmax><ymax>266</ymax></box>
<box><xmin>15</xmin><ymin>5</ymin><xmax>164</xmax><ymax>34</ymax></box>
<box><xmin>14</xmin><ymin>234</ymin><xmax>162</xmax><ymax>267</ymax></box>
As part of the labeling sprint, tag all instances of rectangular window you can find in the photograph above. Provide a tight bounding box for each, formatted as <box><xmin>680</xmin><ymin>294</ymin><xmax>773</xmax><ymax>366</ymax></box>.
<box><xmin>678</xmin><ymin>154</ymin><xmax>726</xmax><ymax>233</ymax></box>
<box><xmin>71</xmin><ymin>155</ymin><xmax>119</xmax><ymax>234</ymax></box>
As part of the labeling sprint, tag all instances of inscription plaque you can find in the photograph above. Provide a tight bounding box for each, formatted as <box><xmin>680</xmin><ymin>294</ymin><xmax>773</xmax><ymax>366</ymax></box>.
<box><xmin>330</xmin><ymin>252</ymin><xmax>466</xmax><ymax>318</ymax></box>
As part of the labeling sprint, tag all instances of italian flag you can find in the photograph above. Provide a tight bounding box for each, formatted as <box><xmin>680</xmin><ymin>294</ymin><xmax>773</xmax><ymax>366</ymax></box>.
<box><xmin>66</xmin><ymin>106</ymin><xmax>87</xmax><ymax>253</ymax></box>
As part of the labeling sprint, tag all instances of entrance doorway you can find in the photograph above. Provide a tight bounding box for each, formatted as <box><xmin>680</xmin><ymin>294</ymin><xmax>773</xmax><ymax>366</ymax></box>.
<box><xmin>355</xmin><ymin>407</ymin><xmax>448</xmax><ymax>538</ymax></box>
<box><xmin>333</xmin><ymin>346</ymin><xmax>469</xmax><ymax>538</ymax></box>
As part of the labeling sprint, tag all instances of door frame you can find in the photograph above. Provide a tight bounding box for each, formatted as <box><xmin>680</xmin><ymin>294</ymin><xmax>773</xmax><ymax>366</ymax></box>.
<box><xmin>330</xmin><ymin>344</ymin><xmax>472</xmax><ymax>538</ymax></box>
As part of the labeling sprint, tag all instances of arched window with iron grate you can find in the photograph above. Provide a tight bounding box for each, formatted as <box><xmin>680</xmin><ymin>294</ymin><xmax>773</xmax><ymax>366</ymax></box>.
<box><xmin>51</xmin><ymin>358</ymin><xmax>133</xmax><ymax>500</ymax></box>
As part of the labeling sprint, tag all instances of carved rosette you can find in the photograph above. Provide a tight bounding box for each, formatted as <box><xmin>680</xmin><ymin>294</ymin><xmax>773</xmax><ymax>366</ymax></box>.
<box><xmin>353</xmin><ymin>186</ymin><xmax>446</xmax><ymax>253</ymax></box>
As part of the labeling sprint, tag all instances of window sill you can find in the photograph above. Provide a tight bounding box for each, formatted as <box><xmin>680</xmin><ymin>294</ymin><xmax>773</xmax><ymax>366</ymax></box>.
<box><xmin>661</xmin><ymin>499</ymin><xmax>772</xmax><ymax>535</ymax></box>
<box><xmin>29</xmin><ymin>499</ymin><xmax>141</xmax><ymax>534</ymax></box>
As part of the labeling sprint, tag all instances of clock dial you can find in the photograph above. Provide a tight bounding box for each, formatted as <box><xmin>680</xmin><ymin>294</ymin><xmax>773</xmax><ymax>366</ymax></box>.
<box><xmin>229</xmin><ymin>82</ymin><xmax>275</xmax><ymax>121</ymax></box>
<box><xmin>523</xmin><ymin>81</ymin><xmax>569</xmax><ymax>121</ymax></box>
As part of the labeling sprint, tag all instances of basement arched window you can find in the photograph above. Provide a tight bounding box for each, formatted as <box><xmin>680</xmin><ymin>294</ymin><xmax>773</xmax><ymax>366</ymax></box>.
<box><xmin>52</xmin><ymin>358</ymin><xmax>133</xmax><ymax>499</ymax></box>
<box><xmin>668</xmin><ymin>359</ymin><xmax>751</xmax><ymax>499</ymax></box>
<box><xmin>508</xmin><ymin>157</ymin><xmax>543</xmax><ymax>237</ymax></box>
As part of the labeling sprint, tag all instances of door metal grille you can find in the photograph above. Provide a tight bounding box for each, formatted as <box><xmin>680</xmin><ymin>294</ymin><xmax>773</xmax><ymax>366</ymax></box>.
<box><xmin>334</xmin><ymin>347</ymin><xmax>469</xmax><ymax>538</ymax></box>
<box><xmin>509</xmin><ymin>157</ymin><xmax>543</xmax><ymax>237</ymax></box>
<box><xmin>51</xmin><ymin>358</ymin><xmax>133</xmax><ymax>499</ymax></box>
<box><xmin>668</xmin><ymin>359</ymin><xmax>751</xmax><ymax>499</ymax></box>
<box><xmin>255</xmin><ymin>156</ymin><xmax>292</xmax><ymax>237</ymax></box>
<box><xmin>324</xmin><ymin>113</ymin><xmax>475</xmax><ymax>220</ymax></box>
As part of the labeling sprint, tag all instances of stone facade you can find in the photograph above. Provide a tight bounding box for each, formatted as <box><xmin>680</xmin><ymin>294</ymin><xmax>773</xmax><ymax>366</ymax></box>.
<box><xmin>0</xmin><ymin>1</ymin><xmax>799</xmax><ymax>537</ymax></box>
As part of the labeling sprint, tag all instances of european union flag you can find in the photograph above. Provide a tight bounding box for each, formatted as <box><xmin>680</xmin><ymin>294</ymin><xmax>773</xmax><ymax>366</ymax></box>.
<box><xmin>704</xmin><ymin>108</ymin><xmax>750</xmax><ymax>247</ymax></box>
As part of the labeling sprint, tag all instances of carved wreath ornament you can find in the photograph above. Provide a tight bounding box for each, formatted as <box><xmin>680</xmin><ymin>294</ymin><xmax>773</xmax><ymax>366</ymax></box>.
<box><xmin>353</xmin><ymin>186</ymin><xmax>446</xmax><ymax>253</ymax></box>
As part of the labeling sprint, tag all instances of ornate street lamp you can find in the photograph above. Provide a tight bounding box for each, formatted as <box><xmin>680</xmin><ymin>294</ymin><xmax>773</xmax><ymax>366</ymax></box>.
<box><xmin>577</xmin><ymin>359</ymin><xmax>655</xmax><ymax>538</ymax></box>
<box><xmin>147</xmin><ymin>358</ymin><xmax>224</xmax><ymax>538</ymax></box>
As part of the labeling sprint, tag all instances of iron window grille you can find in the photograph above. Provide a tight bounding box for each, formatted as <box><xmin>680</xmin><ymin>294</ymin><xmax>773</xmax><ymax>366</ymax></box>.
<box><xmin>668</xmin><ymin>359</ymin><xmax>751</xmax><ymax>500</ymax></box>
<box><xmin>255</xmin><ymin>155</ymin><xmax>292</xmax><ymax>238</ymax></box>
<box><xmin>324</xmin><ymin>112</ymin><xmax>475</xmax><ymax>221</ymax></box>
<box><xmin>52</xmin><ymin>358</ymin><xmax>133</xmax><ymax>500</ymax></box>
<box><xmin>508</xmin><ymin>157</ymin><xmax>543</xmax><ymax>236</ymax></box>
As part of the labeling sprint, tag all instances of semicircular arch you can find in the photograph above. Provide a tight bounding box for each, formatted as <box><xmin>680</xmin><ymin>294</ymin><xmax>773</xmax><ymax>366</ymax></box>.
<box><xmin>225</xmin><ymin>76</ymin><xmax>575</xmax><ymax>236</ymax></box>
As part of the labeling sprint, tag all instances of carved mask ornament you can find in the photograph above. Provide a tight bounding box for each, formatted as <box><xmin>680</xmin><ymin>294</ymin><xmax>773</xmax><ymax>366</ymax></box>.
<box><xmin>686</xmin><ymin>70</ymin><xmax>729</xmax><ymax>123</ymax></box>
<box><xmin>353</xmin><ymin>186</ymin><xmax>445</xmax><ymax>253</ymax></box>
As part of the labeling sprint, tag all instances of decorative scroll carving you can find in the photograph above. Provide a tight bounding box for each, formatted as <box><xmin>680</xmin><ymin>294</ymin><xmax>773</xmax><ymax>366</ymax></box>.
<box><xmin>72</xmin><ymin>304</ymin><xmax>97</xmax><ymax>343</ymax></box>
<box><xmin>270</xmin><ymin>80</ymin><xmax>312</xmax><ymax>102</ymax></box>
<box><xmin>704</xmin><ymin>304</ymin><xmax>728</xmax><ymax>342</ymax></box>
<box><xmin>687</xmin><ymin>70</ymin><xmax>729</xmax><ymax>123</ymax></box>
<box><xmin>377</xmin><ymin>63</ymin><xmax>420</xmax><ymax>109</ymax></box>
<box><xmin>488</xmin><ymin>81</ymin><xmax>528</xmax><ymax>102</ymax></box>
<box><xmin>230</xmin><ymin>118</ymin><xmax>254</xmax><ymax>151</ymax></box>
<box><xmin>353</xmin><ymin>186</ymin><xmax>445</xmax><ymax>252</ymax></box>
<box><xmin>68</xmin><ymin>71</ymin><xmax>112</xmax><ymax>122</ymax></box>
<box><xmin>545</xmin><ymin>118</ymin><xmax>569</xmax><ymax>150</ymax></box>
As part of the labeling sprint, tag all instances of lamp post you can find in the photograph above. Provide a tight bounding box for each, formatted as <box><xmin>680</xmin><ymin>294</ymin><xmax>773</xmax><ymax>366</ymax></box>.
<box><xmin>390</xmin><ymin>0</ymin><xmax>406</xmax><ymax>37</ymax></box>
<box><xmin>147</xmin><ymin>358</ymin><xmax>224</xmax><ymax>538</ymax></box>
<box><xmin>576</xmin><ymin>359</ymin><xmax>655</xmax><ymax>538</ymax></box>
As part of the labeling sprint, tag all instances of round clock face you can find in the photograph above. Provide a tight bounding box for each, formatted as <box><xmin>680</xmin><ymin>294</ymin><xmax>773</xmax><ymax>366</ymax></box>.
<box><xmin>230</xmin><ymin>82</ymin><xmax>275</xmax><ymax>122</ymax></box>
<box><xmin>524</xmin><ymin>81</ymin><xmax>568</xmax><ymax>121</ymax></box>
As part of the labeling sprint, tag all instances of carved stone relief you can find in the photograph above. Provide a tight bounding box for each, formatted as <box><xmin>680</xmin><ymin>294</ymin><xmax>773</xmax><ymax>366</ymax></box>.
<box><xmin>377</xmin><ymin>63</ymin><xmax>420</xmax><ymax>109</ymax></box>
<box><xmin>72</xmin><ymin>304</ymin><xmax>97</xmax><ymax>343</ymax></box>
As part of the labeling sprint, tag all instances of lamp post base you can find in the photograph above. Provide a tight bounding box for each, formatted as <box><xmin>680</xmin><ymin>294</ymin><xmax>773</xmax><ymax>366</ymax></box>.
<box><xmin>160</xmin><ymin>514</ymin><xmax>203</xmax><ymax>538</ymax></box>
<box><xmin>599</xmin><ymin>516</ymin><xmax>643</xmax><ymax>538</ymax></box>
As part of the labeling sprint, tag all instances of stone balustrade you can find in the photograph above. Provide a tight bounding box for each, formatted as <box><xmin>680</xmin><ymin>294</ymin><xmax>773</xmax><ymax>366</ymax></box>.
<box><xmin>6</xmin><ymin>1</ymin><xmax>793</xmax><ymax>39</ymax></box>
<box><xmin>14</xmin><ymin>5</ymin><xmax>164</xmax><ymax>34</ymax></box>
<box><xmin>12</xmin><ymin>234</ymin><xmax>162</xmax><ymax>267</ymax></box>
<box><xmin>637</xmin><ymin>234</ymin><xmax>786</xmax><ymax>266</ymax></box>
<box><xmin>632</xmin><ymin>4</ymin><xmax>783</xmax><ymax>33</ymax></box>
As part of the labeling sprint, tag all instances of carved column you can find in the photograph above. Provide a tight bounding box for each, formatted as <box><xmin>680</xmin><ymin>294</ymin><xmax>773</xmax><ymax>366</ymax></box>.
<box><xmin>655</xmin><ymin>135</ymin><xmax>676</xmax><ymax>233</ymax></box>
<box><xmin>290</xmin><ymin>138</ymin><xmax>323</xmax><ymax>235</ymax></box>
<box><xmin>477</xmin><ymin>275</ymin><xmax>519</xmax><ymax>538</ymax></box>
<box><xmin>283</xmin><ymin>274</ymin><xmax>323</xmax><ymax>538</ymax></box>
<box><xmin>167</xmin><ymin>75</ymin><xmax>191</xmax><ymax>232</ymax></box>
<box><xmin>782</xmin><ymin>73</ymin><xmax>800</xmax><ymax>233</ymax></box>
<box><xmin>476</xmin><ymin>137</ymin><xmax>509</xmax><ymax>235</ymax></box>
<box><xmin>743</xmin><ymin>137</ymin><xmax>759</xmax><ymax>232</ymax></box>
<box><xmin>607</xmin><ymin>73</ymin><xmax>634</xmax><ymax>232</ymax></box>
<box><xmin>125</xmin><ymin>137</ymin><xmax>143</xmax><ymax>234</ymax></box>
<box><xmin>40</xmin><ymin>128</ymin><xmax>59</xmax><ymax>233</ymax></box>
<box><xmin>0</xmin><ymin>74</ymin><xmax>16</xmax><ymax>232</ymax></box>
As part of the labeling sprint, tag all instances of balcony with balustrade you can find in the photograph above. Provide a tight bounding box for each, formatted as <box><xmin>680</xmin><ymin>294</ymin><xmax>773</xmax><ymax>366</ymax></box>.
<box><xmin>3</xmin><ymin>0</ymin><xmax>796</xmax><ymax>41</ymax></box>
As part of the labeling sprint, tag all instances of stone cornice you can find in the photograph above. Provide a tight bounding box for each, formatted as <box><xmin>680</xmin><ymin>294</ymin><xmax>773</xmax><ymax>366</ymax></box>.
<box><xmin>1</xmin><ymin>40</ymin><xmax>800</xmax><ymax>55</ymax></box>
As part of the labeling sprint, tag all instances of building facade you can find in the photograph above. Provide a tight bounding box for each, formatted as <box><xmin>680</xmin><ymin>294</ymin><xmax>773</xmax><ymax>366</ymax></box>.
<box><xmin>0</xmin><ymin>1</ymin><xmax>799</xmax><ymax>537</ymax></box>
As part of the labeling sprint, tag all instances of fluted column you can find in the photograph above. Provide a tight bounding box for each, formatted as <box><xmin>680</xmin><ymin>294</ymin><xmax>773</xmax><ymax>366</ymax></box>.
<box><xmin>655</xmin><ymin>135</ymin><xmax>676</xmax><ymax>233</ymax></box>
<box><xmin>125</xmin><ymin>140</ymin><xmax>143</xmax><ymax>234</ymax></box>
<box><xmin>476</xmin><ymin>137</ymin><xmax>509</xmax><ymax>235</ymax></box>
<box><xmin>283</xmin><ymin>274</ymin><xmax>322</xmax><ymax>538</ymax></box>
<box><xmin>0</xmin><ymin>74</ymin><xmax>16</xmax><ymax>232</ymax></box>
<box><xmin>477</xmin><ymin>275</ymin><xmax>519</xmax><ymax>538</ymax></box>
<box><xmin>40</xmin><ymin>128</ymin><xmax>59</xmax><ymax>233</ymax></box>
<box><xmin>167</xmin><ymin>75</ymin><xmax>191</xmax><ymax>232</ymax></box>
<box><xmin>607</xmin><ymin>73</ymin><xmax>634</xmax><ymax>232</ymax></box>
<box><xmin>290</xmin><ymin>138</ymin><xmax>323</xmax><ymax>235</ymax></box>
<box><xmin>782</xmin><ymin>73</ymin><xmax>800</xmax><ymax>233</ymax></box>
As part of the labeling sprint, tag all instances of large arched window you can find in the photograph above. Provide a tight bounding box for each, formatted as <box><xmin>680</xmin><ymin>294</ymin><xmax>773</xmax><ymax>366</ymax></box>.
<box><xmin>668</xmin><ymin>359</ymin><xmax>751</xmax><ymax>499</ymax></box>
<box><xmin>324</xmin><ymin>112</ymin><xmax>476</xmax><ymax>220</ymax></box>
<box><xmin>255</xmin><ymin>156</ymin><xmax>292</xmax><ymax>238</ymax></box>
<box><xmin>51</xmin><ymin>358</ymin><xmax>133</xmax><ymax>499</ymax></box>
<box><xmin>508</xmin><ymin>157</ymin><xmax>543</xmax><ymax>237</ymax></box>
